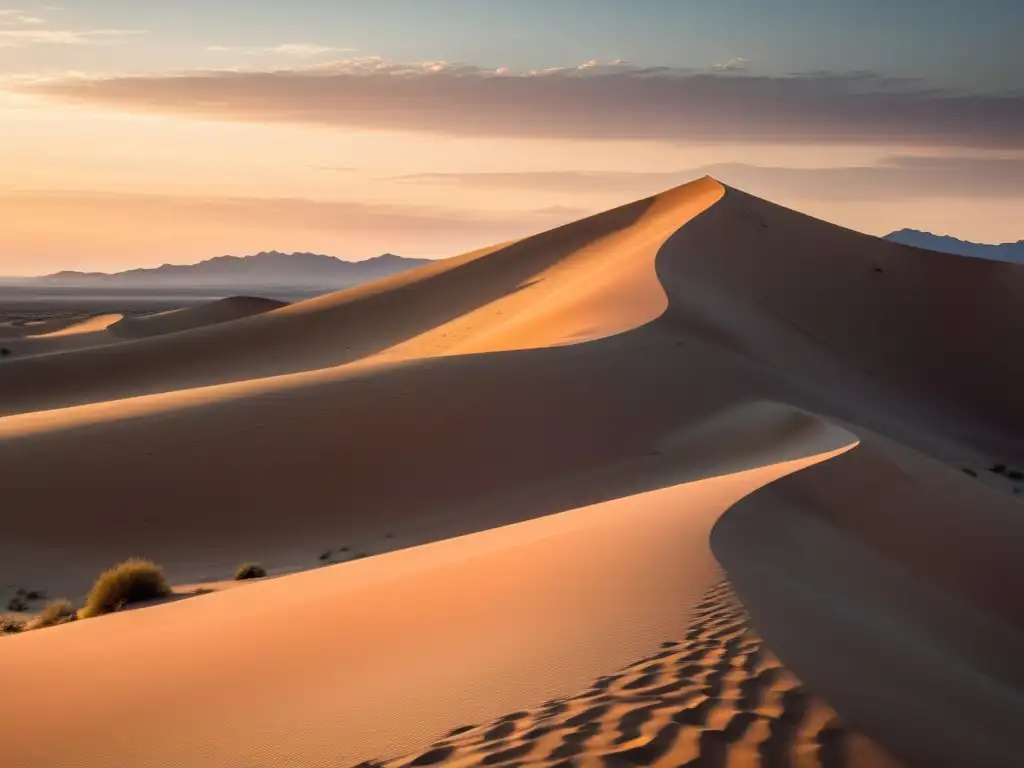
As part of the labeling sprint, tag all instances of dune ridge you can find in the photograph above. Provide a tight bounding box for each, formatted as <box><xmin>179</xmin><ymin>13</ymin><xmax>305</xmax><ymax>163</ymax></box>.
<box><xmin>1</xmin><ymin>177</ymin><xmax>1021</xmax><ymax>767</ymax></box>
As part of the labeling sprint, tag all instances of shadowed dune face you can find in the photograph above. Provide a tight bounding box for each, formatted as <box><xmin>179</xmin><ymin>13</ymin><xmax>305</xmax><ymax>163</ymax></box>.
<box><xmin>0</xmin><ymin>177</ymin><xmax>1022</xmax><ymax>767</ymax></box>
<box><xmin>107</xmin><ymin>296</ymin><xmax>287</xmax><ymax>339</ymax></box>
<box><xmin>712</xmin><ymin>431</ymin><xmax>1024</xmax><ymax>767</ymax></box>
<box><xmin>658</xmin><ymin>188</ymin><xmax>1024</xmax><ymax>448</ymax></box>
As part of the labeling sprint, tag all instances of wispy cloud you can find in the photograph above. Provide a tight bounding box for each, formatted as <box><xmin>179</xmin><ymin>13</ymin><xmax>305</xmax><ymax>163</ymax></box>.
<box><xmin>395</xmin><ymin>156</ymin><xmax>1024</xmax><ymax>200</ymax></box>
<box><xmin>713</xmin><ymin>58</ymin><xmax>749</xmax><ymax>72</ymax></box>
<box><xmin>0</xmin><ymin>189</ymin><xmax>571</xmax><ymax>235</ymax></box>
<box><xmin>15</xmin><ymin>58</ymin><xmax>1024</xmax><ymax>149</ymax></box>
<box><xmin>0</xmin><ymin>28</ymin><xmax>144</xmax><ymax>46</ymax></box>
<box><xmin>0</xmin><ymin>9</ymin><xmax>45</xmax><ymax>24</ymax></box>
<box><xmin>208</xmin><ymin>43</ymin><xmax>353</xmax><ymax>58</ymax></box>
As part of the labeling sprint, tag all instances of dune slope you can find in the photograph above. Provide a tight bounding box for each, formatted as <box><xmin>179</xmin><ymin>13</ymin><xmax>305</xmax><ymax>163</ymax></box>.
<box><xmin>108</xmin><ymin>295</ymin><xmax>287</xmax><ymax>339</ymax></box>
<box><xmin>1</xmin><ymin>177</ymin><xmax>1022</xmax><ymax>767</ymax></box>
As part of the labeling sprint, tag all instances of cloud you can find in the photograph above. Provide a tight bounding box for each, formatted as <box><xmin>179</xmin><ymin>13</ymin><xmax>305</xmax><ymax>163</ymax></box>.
<box><xmin>531</xmin><ymin>204</ymin><xmax>593</xmax><ymax>218</ymax></box>
<box><xmin>713</xmin><ymin>58</ymin><xmax>749</xmax><ymax>72</ymax></box>
<box><xmin>0</xmin><ymin>9</ymin><xmax>44</xmax><ymax>24</ymax></box>
<box><xmin>208</xmin><ymin>42</ymin><xmax>352</xmax><ymax>58</ymax></box>
<box><xmin>0</xmin><ymin>27</ymin><xmax>144</xmax><ymax>46</ymax></box>
<box><xmin>15</xmin><ymin>58</ymin><xmax>1023</xmax><ymax>149</ymax></box>
<box><xmin>394</xmin><ymin>156</ymin><xmax>1024</xmax><ymax>200</ymax></box>
<box><xmin>0</xmin><ymin>189</ymin><xmax>571</xmax><ymax>236</ymax></box>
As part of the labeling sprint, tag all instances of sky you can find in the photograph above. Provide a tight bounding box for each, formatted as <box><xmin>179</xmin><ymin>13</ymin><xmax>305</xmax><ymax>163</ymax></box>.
<box><xmin>1</xmin><ymin>1</ymin><xmax>1022</xmax><ymax>275</ymax></box>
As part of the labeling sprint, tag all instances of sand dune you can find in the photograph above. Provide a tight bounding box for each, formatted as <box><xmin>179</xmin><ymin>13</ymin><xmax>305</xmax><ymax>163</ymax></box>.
<box><xmin>108</xmin><ymin>295</ymin><xmax>286</xmax><ymax>339</ymax></box>
<box><xmin>1</xmin><ymin>177</ymin><xmax>1022</xmax><ymax>767</ymax></box>
<box><xmin>0</xmin><ymin>296</ymin><xmax>285</xmax><ymax>359</ymax></box>
<box><xmin>0</xmin><ymin>313</ymin><xmax>124</xmax><ymax>356</ymax></box>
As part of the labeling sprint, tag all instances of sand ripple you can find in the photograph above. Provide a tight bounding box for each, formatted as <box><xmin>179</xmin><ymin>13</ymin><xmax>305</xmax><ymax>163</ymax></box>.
<box><xmin>370</xmin><ymin>579</ymin><xmax>900</xmax><ymax>768</ymax></box>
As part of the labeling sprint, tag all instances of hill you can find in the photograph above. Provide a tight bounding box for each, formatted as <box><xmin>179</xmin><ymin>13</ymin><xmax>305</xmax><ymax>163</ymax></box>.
<box><xmin>33</xmin><ymin>250</ymin><xmax>430</xmax><ymax>289</ymax></box>
<box><xmin>885</xmin><ymin>229</ymin><xmax>1024</xmax><ymax>264</ymax></box>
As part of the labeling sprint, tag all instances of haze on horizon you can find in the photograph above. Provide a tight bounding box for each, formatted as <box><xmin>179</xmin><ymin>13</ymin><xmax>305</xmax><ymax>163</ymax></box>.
<box><xmin>1</xmin><ymin>0</ymin><xmax>1022</xmax><ymax>276</ymax></box>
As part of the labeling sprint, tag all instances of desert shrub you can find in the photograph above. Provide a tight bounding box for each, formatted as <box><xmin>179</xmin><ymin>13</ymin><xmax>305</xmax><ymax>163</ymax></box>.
<box><xmin>79</xmin><ymin>558</ymin><xmax>172</xmax><ymax>618</ymax></box>
<box><xmin>962</xmin><ymin>467</ymin><xmax>977</xmax><ymax>477</ymax></box>
<box><xmin>0</xmin><ymin>348</ymin><xmax>10</xmax><ymax>357</ymax></box>
<box><xmin>318</xmin><ymin>549</ymin><xmax>333</xmax><ymax>561</ymax></box>
<box><xmin>990</xmin><ymin>463</ymin><xmax>1007</xmax><ymax>474</ymax></box>
<box><xmin>1008</xmin><ymin>470</ymin><xmax>1024</xmax><ymax>481</ymax></box>
<box><xmin>6</xmin><ymin>596</ymin><xmax>27</xmax><ymax>612</ymax></box>
<box><xmin>233</xmin><ymin>562</ymin><xmax>267</xmax><ymax>580</ymax></box>
<box><xmin>1</xmin><ymin>616</ymin><xmax>25</xmax><ymax>634</ymax></box>
<box><xmin>32</xmin><ymin>599</ymin><xmax>76</xmax><ymax>629</ymax></box>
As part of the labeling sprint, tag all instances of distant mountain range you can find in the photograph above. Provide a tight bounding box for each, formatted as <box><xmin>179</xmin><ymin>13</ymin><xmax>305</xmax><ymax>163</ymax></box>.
<box><xmin>884</xmin><ymin>230</ymin><xmax>1024</xmax><ymax>265</ymax></box>
<box><xmin>28</xmin><ymin>251</ymin><xmax>431</xmax><ymax>289</ymax></box>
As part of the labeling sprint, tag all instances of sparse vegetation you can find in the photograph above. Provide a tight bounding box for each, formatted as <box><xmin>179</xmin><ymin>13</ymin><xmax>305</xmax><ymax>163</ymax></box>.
<box><xmin>1</xmin><ymin>616</ymin><xmax>25</xmax><ymax>634</ymax></box>
<box><xmin>962</xmin><ymin>467</ymin><xmax>977</xmax><ymax>477</ymax></box>
<box><xmin>6</xmin><ymin>596</ymin><xmax>28</xmax><ymax>612</ymax></box>
<box><xmin>0</xmin><ymin>347</ymin><xmax>10</xmax><ymax>357</ymax></box>
<box><xmin>319</xmin><ymin>549</ymin><xmax>333</xmax><ymax>561</ymax></box>
<box><xmin>985</xmin><ymin>462</ymin><xmax>1024</xmax><ymax>482</ymax></box>
<box><xmin>233</xmin><ymin>562</ymin><xmax>267</xmax><ymax>580</ymax></box>
<box><xmin>79</xmin><ymin>558</ymin><xmax>172</xmax><ymax>619</ymax></box>
<box><xmin>32</xmin><ymin>599</ymin><xmax>76</xmax><ymax>629</ymax></box>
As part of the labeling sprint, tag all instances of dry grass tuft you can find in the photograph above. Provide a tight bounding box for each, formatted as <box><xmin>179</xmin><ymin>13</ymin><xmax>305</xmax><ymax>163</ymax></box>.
<box><xmin>233</xmin><ymin>562</ymin><xmax>267</xmax><ymax>580</ymax></box>
<box><xmin>31</xmin><ymin>599</ymin><xmax>77</xmax><ymax>629</ymax></box>
<box><xmin>1</xmin><ymin>616</ymin><xmax>26</xmax><ymax>634</ymax></box>
<box><xmin>79</xmin><ymin>558</ymin><xmax>172</xmax><ymax>619</ymax></box>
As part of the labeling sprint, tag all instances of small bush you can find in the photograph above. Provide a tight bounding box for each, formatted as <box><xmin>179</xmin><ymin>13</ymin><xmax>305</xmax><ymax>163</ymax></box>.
<box><xmin>79</xmin><ymin>558</ymin><xmax>172</xmax><ymax>619</ymax></box>
<box><xmin>233</xmin><ymin>562</ymin><xmax>267</xmax><ymax>580</ymax></box>
<box><xmin>990</xmin><ymin>463</ymin><xmax>1007</xmax><ymax>474</ymax></box>
<box><xmin>318</xmin><ymin>549</ymin><xmax>332</xmax><ymax>561</ymax></box>
<box><xmin>0</xmin><ymin>347</ymin><xmax>10</xmax><ymax>357</ymax></box>
<box><xmin>1</xmin><ymin>616</ymin><xmax>25</xmax><ymax>634</ymax></box>
<box><xmin>6</xmin><ymin>596</ymin><xmax>27</xmax><ymax>612</ymax></box>
<box><xmin>962</xmin><ymin>467</ymin><xmax>977</xmax><ymax>477</ymax></box>
<box><xmin>1008</xmin><ymin>470</ymin><xmax>1024</xmax><ymax>481</ymax></box>
<box><xmin>32</xmin><ymin>599</ymin><xmax>76</xmax><ymax>629</ymax></box>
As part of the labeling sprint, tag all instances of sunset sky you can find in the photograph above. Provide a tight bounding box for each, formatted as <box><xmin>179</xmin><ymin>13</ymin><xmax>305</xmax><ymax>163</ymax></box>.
<box><xmin>2</xmin><ymin>0</ymin><xmax>1022</xmax><ymax>275</ymax></box>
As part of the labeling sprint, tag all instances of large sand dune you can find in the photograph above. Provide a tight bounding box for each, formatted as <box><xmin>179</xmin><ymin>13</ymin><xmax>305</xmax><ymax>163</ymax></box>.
<box><xmin>1</xmin><ymin>177</ymin><xmax>1021</xmax><ymax>767</ymax></box>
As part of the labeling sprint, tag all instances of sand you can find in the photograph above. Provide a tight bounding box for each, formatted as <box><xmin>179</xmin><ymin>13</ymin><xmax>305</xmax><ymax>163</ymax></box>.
<box><xmin>0</xmin><ymin>176</ymin><xmax>1021</xmax><ymax>767</ymax></box>
<box><xmin>0</xmin><ymin>296</ymin><xmax>284</xmax><ymax>359</ymax></box>
<box><xmin>108</xmin><ymin>295</ymin><xmax>287</xmax><ymax>339</ymax></box>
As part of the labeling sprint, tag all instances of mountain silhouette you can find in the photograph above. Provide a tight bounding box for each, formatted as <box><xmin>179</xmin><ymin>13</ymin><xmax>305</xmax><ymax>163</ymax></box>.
<box><xmin>885</xmin><ymin>230</ymin><xmax>1024</xmax><ymax>264</ymax></box>
<box><xmin>35</xmin><ymin>251</ymin><xmax>430</xmax><ymax>288</ymax></box>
